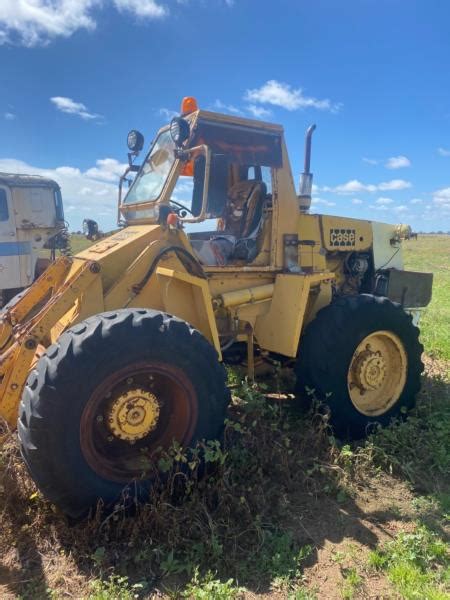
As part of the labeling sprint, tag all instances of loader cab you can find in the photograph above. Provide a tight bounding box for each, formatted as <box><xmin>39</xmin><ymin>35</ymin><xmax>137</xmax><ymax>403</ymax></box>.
<box><xmin>120</xmin><ymin>107</ymin><xmax>293</xmax><ymax>267</ymax></box>
<box><xmin>171</xmin><ymin>157</ymin><xmax>274</xmax><ymax>266</ymax></box>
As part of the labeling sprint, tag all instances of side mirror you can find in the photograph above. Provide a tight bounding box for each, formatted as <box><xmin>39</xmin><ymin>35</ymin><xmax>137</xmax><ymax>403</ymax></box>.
<box><xmin>170</xmin><ymin>117</ymin><xmax>190</xmax><ymax>147</ymax></box>
<box><xmin>127</xmin><ymin>129</ymin><xmax>144</xmax><ymax>153</ymax></box>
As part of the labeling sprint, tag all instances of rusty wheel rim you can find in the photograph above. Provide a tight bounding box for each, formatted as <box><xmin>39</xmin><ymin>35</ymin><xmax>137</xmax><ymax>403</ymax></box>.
<box><xmin>80</xmin><ymin>361</ymin><xmax>198</xmax><ymax>483</ymax></box>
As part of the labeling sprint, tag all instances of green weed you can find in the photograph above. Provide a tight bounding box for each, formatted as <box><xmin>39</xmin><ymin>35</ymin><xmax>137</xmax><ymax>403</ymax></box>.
<box><xmin>353</xmin><ymin>368</ymin><xmax>450</xmax><ymax>497</ymax></box>
<box><xmin>88</xmin><ymin>575</ymin><xmax>144</xmax><ymax>600</ymax></box>
<box><xmin>288</xmin><ymin>587</ymin><xmax>317</xmax><ymax>599</ymax></box>
<box><xmin>340</xmin><ymin>567</ymin><xmax>362</xmax><ymax>599</ymax></box>
<box><xmin>246</xmin><ymin>530</ymin><xmax>312</xmax><ymax>588</ymax></box>
<box><xmin>368</xmin><ymin>525</ymin><xmax>449</xmax><ymax>599</ymax></box>
<box><xmin>182</xmin><ymin>569</ymin><xmax>243</xmax><ymax>599</ymax></box>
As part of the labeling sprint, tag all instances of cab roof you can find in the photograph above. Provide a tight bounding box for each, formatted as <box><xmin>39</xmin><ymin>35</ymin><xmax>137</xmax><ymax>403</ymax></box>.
<box><xmin>0</xmin><ymin>172</ymin><xmax>61</xmax><ymax>190</ymax></box>
<box><xmin>188</xmin><ymin>109</ymin><xmax>284</xmax><ymax>133</ymax></box>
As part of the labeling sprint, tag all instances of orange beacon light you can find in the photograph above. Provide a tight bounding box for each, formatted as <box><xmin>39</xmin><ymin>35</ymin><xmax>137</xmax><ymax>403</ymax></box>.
<box><xmin>181</xmin><ymin>97</ymin><xmax>198</xmax><ymax>115</ymax></box>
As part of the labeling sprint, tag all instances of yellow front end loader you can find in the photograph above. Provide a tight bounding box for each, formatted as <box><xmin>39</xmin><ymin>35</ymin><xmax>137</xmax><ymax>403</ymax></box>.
<box><xmin>0</xmin><ymin>98</ymin><xmax>432</xmax><ymax>517</ymax></box>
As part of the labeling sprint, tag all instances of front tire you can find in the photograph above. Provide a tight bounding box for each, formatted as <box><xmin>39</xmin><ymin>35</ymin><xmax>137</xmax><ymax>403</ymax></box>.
<box><xmin>295</xmin><ymin>294</ymin><xmax>423</xmax><ymax>438</ymax></box>
<box><xmin>18</xmin><ymin>309</ymin><xmax>230</xmax><ymax>518</ymax></box>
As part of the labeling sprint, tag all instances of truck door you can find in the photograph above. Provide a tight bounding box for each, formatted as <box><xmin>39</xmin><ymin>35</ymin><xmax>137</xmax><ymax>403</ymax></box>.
<box><xmin>0</xmin><ymin>185</ymin><xmax>22</xmax><ymax>290</ymax></box>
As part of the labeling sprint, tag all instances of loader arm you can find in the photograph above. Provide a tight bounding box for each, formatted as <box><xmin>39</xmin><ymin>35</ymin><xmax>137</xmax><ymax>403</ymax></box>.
<box><xmin>0</xmin><ymin>256</ymin><xmax>102</xmax><ymax>430</ymax></box>
<box><xmin>0</xmin><ymin>225</ymin><xmax>220</xmax><ymax>435</ymax></box>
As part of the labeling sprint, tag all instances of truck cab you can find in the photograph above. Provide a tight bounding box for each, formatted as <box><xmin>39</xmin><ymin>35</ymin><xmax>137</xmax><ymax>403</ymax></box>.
<box><xmin>0</xmin><ymin>173</ymin><xmax>66</xmax><ymax>304</ymax></box>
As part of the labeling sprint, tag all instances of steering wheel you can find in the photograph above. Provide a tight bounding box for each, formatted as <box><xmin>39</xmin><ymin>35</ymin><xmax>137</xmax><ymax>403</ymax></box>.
<box><xmin>170</xmin><ymin>200</ymin><xmax>194</xmax><ymax>217</ymax></box>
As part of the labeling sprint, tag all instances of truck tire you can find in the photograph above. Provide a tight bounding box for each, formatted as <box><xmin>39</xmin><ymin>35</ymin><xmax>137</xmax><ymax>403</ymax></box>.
<box><xmin>18</xmin><ymin>309</ymin><xmax>230</xmax><ymax>518</ymax></box>
<box><xmin>295</xmin><ymin>294</ymin><xmax>423</xmax><ymax>439</ymax></box>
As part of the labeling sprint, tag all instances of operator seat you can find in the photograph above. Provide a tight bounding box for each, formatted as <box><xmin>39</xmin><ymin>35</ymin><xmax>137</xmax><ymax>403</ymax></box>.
<box><xmin>189</xmin><ymin>179</ymin><xmax>267</xmax><ymax>266</ymax></box>
<box><xmin>219</xmin><ymin>180</ymin><xmax>267</xmax><ymax>238</ymax></box>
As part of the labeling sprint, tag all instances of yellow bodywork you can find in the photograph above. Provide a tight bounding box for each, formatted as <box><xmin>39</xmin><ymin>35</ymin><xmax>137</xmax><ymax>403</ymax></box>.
<box><xmin>0</xmin><ymin>222</ymin><xmax>333</xmax><ymax>430</ymax></box>
<box><xmin>0</xmin><ymin>107</ymin><xmax>395</xmax><ymax>433</ymax></box>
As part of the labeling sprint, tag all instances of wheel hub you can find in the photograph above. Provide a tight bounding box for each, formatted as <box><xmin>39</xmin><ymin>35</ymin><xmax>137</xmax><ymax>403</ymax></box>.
<box><xmin>347</xmin><ymin>330</ymin><xmax>408</xmax><ymax>416</ymax></box>
<box><xmin>353</xmin><ymin>348</ymin><xmax>387</xmax><ymax>391</ymax></box>
<box><xmin>107</xmin><ymin>388</ymin><xmax>160</xmax><ymax>442</ymax></box>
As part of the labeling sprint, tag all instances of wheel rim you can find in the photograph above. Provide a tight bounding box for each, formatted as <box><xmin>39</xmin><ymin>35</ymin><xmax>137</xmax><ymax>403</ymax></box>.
<box><xmin>80</xmin><ymin>361</ymin><xmax>198</xmax><ymax>483</ymax></box>
<box><xmin>347</xmin><ymin>330</ymin><xmax>408</xmax><ymax>416</ymax></box>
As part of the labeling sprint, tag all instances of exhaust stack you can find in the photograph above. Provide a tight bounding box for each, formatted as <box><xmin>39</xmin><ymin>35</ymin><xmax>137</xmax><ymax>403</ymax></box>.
<box><xmin>299</xmin><ymin>124</ymin><xmax>316</xmax><ymax>213</ymax></box>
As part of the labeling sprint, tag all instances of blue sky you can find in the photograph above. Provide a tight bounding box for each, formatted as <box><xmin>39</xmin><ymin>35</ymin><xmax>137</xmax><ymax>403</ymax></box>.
<box><xmin>1</xmin><ymin>0</ymin><xmax>450</xmax><ymax>232</ymax></box>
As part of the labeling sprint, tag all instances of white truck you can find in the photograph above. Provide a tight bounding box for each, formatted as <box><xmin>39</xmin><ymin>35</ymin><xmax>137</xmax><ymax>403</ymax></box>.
<box><xmin>0</xmin><ymin>173</ymin><xmax>67</xmax><ymax>305</ymax></box>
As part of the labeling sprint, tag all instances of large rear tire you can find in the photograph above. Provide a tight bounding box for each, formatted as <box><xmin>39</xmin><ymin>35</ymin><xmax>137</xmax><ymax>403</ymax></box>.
<box><xmin>295</xmin><ymin>294</ymin><xmax>423</xmax><ymax>438</ymax></box>
<box><xmin>18</xmin><ymin>309</ymin><xmax>230</xmax><ymax>518</ymax></box>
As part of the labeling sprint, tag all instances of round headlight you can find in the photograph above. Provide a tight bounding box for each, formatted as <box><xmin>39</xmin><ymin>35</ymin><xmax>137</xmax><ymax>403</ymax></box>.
<box><xmin>127</xmin><ymin>129</ymin><xmax>144</xmax><ymax>153</ymax></box>
<box><xmin>170</xmin><ymin>117</ymin><xmax>190</xmax><ymax>147</ymax></box>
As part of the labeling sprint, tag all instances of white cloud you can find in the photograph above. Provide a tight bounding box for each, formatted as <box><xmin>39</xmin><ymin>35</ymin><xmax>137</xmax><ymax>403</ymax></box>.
<box><xmin>437</xmin><ymin>147</ymin><xmax>450</xmax><ymax>157</ymax></box>
<box><xmin>325</xmin><ymin>180</ymin><xmax>377</xmax><ymax>194</ymax></box>
<box><xmin>410</xmin><ymin>198</ymin><xmax>423</xmax><ymax>204</ymax></box>
<box><xmin>433</xmin><ymin>187</ymin><xmax>450</xmax><ymax>201</ymax></box>
<box><xmin>323</xmin><ymin>178</ymin><xmax>412</xmax><ymax>195</ymax></box>
<box><xmin>4</xmin><ymin>112</ymin><xmax>16</xmax><ymax>120</ymax></box>
<box><xmin>385</xmin><ymin>155</ymin><xmax>411</xmax><ymax>169</ymax></box>
<box><xmin>433</xmin><ymin>187</ymin><xmax>450</xmax><ymax>212</ymax></box>
<box><xmin>113</xmin><ymin>0</ymin><xmax>167</xmax><ymax>19</ymax></box>
<box><xmin>378</xmin><ymin>179</ymin><xmax>412</xmax><ymax>191</ymax></box>
<box><xmin>85</xmin><ymin>158</ymin><xmax>128</xmax><ymax>182</ymax></box>
<box><xmin>311</xmin><ymin>197</ymin><xmax>336</xmax><ymax>207</ymax></box>
<box><xmin>50</xmin><ymin>96</ymin><xmax>101</xmax><ymax>120</ymax></box>
<box><xmin>211</xmin><ymin>100</ymin><xmax>272</xmax><ymax>119</ymax></box>
<box><xmin>244</xmin><ymin>80</ymin><xmax>341</xmax><ymax>113</ymax></box>
<box><xmin>0</xmin><ymin>1</ymin><xmax>236</xmax><ymax>47</ymax></box>
<box><xmin>376</xmin><ymin>197</ymin><xmax>394</xmax><ymax>205</ymax></box>
<box><xmin>364</xmin><ymin>155</ymin><xmax>412</xmax><ymax>169</ymax></box>
<box><xmin>351</xmin><ymin>198</ymin><xmax>363</xmax><ymax>205</ymax></box>
<box><xmin>393</xmin><ymin>205</ymin><xmax>408</xmax><ymax>213</ymax></box>
<box><xmin>0</xmin><ymin>157</ymin><xmax>124</xmax><ymax>230</ymax></box>
<box><xmin>212</xmin><ymin>99</ymin><xmax>243</xmax><ymax>116</ymax></box>
<box><xmin>0</xmin><ymin>0</ymin><xmax>181</xmax><ymax>47</ymax></box>
<box><xmin>158</xmin><ymin>107</ymin><xmax>178</xmax><ymax>120</ymax></box>
<box><xmin>0</xmin><ymin>0</ymin><xmax>98</xmax><ymax>47</ymax></box>
<box><xmin>246</xmin><ymin>104</ymin><xmax>272</xmax><ymax>119</ymax></box>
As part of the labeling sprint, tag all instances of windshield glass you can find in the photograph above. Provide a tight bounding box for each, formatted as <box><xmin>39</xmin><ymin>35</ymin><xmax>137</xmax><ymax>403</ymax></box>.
<box><xmin>124</xmin><ymin>129</ymin><xmax>176</xmax><ymax>205</ymax></box>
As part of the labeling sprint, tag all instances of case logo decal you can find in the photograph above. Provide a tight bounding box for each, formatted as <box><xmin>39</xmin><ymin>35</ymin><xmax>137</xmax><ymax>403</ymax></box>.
<box><xmin>329</xmin><ymin>228</ymin><xmax>356</xmax><ymax>247</ymax></box>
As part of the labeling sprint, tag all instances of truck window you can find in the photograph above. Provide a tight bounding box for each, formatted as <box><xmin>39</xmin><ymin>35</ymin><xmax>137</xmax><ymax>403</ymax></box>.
<box><xmin>54</xmin><ymin>189</ymin><xmax>64</xmax><ymax>221</ymax></box>
<box><xmin>0</xmin><ymin>190</ymin><xmax>9</xmax><ymax>221</ymax></box>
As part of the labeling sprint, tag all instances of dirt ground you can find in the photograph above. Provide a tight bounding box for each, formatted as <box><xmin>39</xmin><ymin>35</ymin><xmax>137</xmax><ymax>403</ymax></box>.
<box><xmin>0</xmin><ymin>355</ymin><xmax>448</xmax><ymax>599</ymax></box>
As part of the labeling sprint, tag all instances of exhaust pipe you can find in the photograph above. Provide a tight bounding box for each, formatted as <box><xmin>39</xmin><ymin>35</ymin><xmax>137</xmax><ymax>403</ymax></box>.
<box><xmin>299</xmin><ymin>124</ymin><xmax>316</xmax><ymax>213</ymax></box>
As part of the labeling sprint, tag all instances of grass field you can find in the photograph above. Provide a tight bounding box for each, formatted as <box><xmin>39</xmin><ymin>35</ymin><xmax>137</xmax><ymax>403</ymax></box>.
<box><xmin>403</xmin><ymin>235</ymin><xmax>450</xmax><ymax>361</ymax></box>
<box><xmin>0</xmin><ymin>235</ymin><xmax>448</xmax><ymax>599</ymax></box>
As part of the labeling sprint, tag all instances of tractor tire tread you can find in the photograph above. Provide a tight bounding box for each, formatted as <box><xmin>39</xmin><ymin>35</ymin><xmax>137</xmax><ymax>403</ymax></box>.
<box><xmin>295</xmin><ymin>294</ymin><xmax>423</xmax><ymax>438</ymax></box>
<box><xmin>18</xmin><ymin>309</ymin><xmax>229</xmax><ymax>517</ymax></box>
